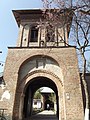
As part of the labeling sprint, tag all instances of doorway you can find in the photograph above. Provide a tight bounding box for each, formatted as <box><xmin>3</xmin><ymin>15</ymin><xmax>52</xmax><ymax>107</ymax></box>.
<box><xmin>23</xmin><ymin>76</ymin><xmax>59</xmax><ymax>119</ymax></box>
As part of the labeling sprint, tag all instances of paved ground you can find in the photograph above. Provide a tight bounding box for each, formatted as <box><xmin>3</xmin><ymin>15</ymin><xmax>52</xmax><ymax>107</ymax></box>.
<box><xmin>24</xmin><ymin>110</ymin><xmax>58</xmax><ymax>120</ymax></box>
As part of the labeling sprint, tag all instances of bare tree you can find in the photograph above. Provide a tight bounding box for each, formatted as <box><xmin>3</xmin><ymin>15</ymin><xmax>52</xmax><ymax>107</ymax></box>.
<box><xmin>41</xmin><ymin>0</ymin><xmax>90</xmax><ymax>119</ymax></box>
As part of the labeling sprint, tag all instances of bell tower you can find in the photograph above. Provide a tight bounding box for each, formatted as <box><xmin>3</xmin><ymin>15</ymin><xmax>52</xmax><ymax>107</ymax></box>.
<box><xmin>1</xmin><ymin>9</ymin><xmax>84</xmax><ymax>120</ymax></box>
<box><xmin>13</xmin><ymin>9</ymin><xmax>69</xmax><ymax>48</ymax></box>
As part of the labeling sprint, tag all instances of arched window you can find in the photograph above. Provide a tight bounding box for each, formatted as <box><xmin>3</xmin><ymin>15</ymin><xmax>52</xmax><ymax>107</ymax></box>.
<box><xmin>30</xmin><ymin>26</ymin><xmax>38</xmax><ymax>42</ymax></box>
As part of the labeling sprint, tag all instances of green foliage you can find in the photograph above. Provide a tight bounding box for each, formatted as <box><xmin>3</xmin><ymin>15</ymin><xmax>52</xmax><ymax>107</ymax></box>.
<box><xmin>34</xmin><ymin>89</ymin><xmax>41</xmax><ymax>99</ymax></box>
<box><xmin>49</xmin><ymin>93</ymin><xmax>56</xmax><ymax>102</ymax></box>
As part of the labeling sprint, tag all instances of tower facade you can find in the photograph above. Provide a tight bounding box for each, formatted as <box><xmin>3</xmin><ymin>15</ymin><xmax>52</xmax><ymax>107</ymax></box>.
<box><xmin>0</xmin><ymin>9</ymin><xmax>84</xmax><ymax>120</ymax></box>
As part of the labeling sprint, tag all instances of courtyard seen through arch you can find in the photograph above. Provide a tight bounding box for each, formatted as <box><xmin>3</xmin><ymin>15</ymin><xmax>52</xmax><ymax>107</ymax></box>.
<box><xmin>23</xmin><ymin>77</ymin><xmax>59</xmax><ymax>120</ymax></box>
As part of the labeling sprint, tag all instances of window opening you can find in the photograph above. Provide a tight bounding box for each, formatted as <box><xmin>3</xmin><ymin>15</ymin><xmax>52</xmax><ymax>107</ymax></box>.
<box><xmin>30</xmin><ymin>26</ymin><xmax>38</xmax><ymax>42</ymax></box>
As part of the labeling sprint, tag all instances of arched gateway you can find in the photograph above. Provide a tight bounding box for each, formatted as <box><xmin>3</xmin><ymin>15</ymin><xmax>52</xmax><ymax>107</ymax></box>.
<box><xmin>1</xmin><ymin>9</ymin><xmax>84</xmax><ymax>120</ymax></box>
<box><xmin>18</xmin><ymin>72</ymin><xmax>62</xmax><ymax>119</ymax></box>
<box><xmin>13</xmin><ymin>55</ymin><xmax>63</xmax><ymax>119</ymax></box>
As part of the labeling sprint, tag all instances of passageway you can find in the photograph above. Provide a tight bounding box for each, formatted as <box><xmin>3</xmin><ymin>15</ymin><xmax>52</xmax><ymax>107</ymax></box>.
<box><xmin>23</xmin><ymin>76</ymin><xmax>59</xmax><ymax>119</ymax></box>
<box><xmin>24</xmin><ymin>110</ymin><xmax>58</xmax><ymax>120</ymax></box>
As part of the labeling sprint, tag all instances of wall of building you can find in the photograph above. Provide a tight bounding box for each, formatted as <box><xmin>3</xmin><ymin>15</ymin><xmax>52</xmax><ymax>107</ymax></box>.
<box><xmin>0</xmin><ymin>47</ymin><xmax>84</xmax><ymax>120</ymax></box>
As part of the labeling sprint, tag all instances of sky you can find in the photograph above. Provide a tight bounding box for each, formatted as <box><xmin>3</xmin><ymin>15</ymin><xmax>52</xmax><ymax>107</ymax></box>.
<box><xmin>0</xmin><ymin>0</ymin><xmax>43</xmax><ymax>72</ymax></box>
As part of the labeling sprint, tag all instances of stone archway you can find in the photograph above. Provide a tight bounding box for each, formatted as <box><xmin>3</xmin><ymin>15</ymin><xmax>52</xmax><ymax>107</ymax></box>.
<box><xmin>23</xmin><ymin>76</ymin><xmax>58</xmax><ymax>118</ymax></box>
<box><xmin>17</xmin><ymin>71</ymin><xmax>63</xmax><ymax>120</ymax></box>
<box><xmin>12</xmin><ymin>55</ymin><xmax>64</xmax><ymax>120</ymax></box>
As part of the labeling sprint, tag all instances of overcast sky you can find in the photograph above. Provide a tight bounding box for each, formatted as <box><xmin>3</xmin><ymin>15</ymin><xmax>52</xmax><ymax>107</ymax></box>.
<box><xmin>0</xmin><ymin>0</ymin><xmax>42</xmax><ymax>72</ymax></box>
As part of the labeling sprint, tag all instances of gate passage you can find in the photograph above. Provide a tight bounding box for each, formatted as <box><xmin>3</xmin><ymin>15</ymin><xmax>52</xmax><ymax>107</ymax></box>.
<box><xmin>24</xmin><ymin>110</ymin><xmax>58</xmax><ymax>120</ymax></box>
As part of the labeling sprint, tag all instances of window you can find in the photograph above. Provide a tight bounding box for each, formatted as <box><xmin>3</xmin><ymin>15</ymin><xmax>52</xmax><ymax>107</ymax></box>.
<box><xmin>30</xmin><ymin>26</ymin><xmax>38</xmax><ymax>42</ymax></box>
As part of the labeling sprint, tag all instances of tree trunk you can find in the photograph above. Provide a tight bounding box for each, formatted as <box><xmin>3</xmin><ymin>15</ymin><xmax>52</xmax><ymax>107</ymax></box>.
<box><xmin>81</xmin><ymin>53</ymin><xmax>89</xmax><ymax>120</ymax></box>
